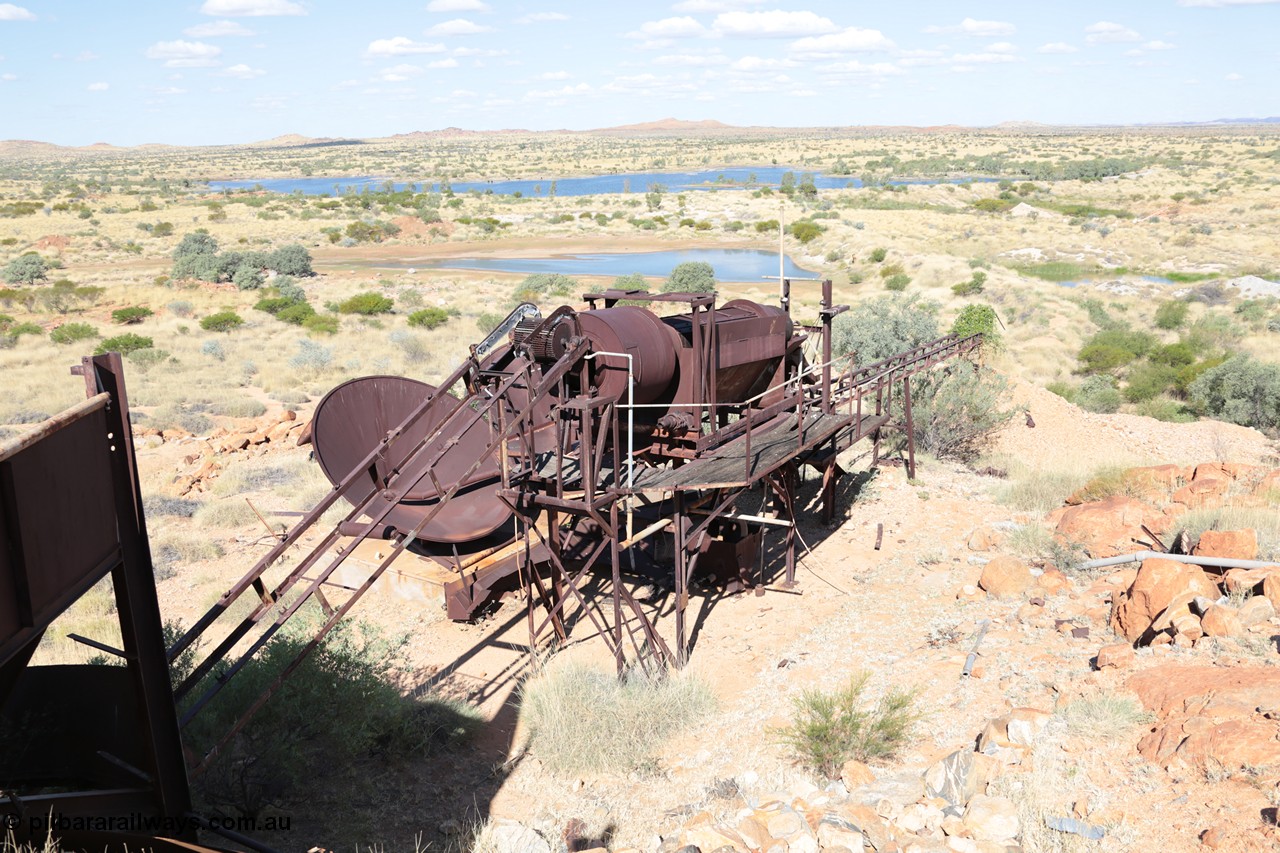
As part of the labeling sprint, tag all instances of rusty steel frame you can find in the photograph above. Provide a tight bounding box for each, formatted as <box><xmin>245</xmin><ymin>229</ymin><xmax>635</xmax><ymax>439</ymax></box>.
<box><xmin>0</xmin><ymin>353</ymin><xmax>195</xmax><ymax>846</ymax></box>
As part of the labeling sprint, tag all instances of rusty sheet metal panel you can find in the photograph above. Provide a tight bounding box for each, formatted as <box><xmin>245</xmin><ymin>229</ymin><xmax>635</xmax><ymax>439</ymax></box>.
<box><xmin>0</xmin><ymin>399</ymin><xmax>121</xmax><ymax>667</ymax></box>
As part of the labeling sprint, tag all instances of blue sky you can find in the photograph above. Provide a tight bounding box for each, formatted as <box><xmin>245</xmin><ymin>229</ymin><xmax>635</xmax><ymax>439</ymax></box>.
<box><xmin>0</xmin><ymin>0</ymin><xmax>1277</xmax><ymax>146</ymax></box>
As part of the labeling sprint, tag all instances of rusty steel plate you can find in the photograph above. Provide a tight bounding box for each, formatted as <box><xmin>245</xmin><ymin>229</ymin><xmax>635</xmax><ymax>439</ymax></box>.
<box><xmin>310</xmin><ymin>375</ymin><xmax>512</xmax><ymax>544</ymax></box>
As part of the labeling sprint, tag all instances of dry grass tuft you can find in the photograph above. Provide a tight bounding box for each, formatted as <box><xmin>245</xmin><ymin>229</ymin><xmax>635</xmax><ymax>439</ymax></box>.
<box><xmin>519</xmin><ymin>661</ymin><xmax>715</xmax><ymax>776</ymax></box>
<box><xmin>1175</xmin><ymin>505</ymin><xmax>1280</xmax><ymax>561</ymax></box>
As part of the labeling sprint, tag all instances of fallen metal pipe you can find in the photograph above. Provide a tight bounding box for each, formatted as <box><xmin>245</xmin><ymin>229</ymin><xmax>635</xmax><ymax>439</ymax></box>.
<box><xmin>1078</xmin><ymin>550</ymin><xmax>1280</xmax><ymax>572</ymax></box>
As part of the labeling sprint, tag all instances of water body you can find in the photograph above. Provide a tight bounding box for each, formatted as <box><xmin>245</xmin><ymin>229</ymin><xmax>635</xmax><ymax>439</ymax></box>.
<box><xmin>1058</xmin><ymin>274</ymin><xmax>1175</xmax><ymax>288</ymax></box>
<box><xmin>208</xmin><ymin>168</ymin><xmax>997</xmax><ymax>198</ymax></box>
<box><xmin>406</xmin><ymin>249</ymin><xmax>817</xmax><ymax>283</ymax></box>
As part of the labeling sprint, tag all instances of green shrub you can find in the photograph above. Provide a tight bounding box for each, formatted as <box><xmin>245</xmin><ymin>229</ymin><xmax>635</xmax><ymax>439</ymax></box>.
<box><xmin>276</xmin><ymin>302</ymin><xmax>316</xmax><ymax>325</ymax></box>
<box><xmin>127</xmin><ymin>348</ymin><xmax>171</xmax><ymax>373</ymax></box>
<box><xmin>8</xmin><ymin>321</ymin><xmax>43</xmax><ymax>338</ymax></box>
<box><xmin>519</xmin><ymin>662</ymin><xmax>714</xmax><ymax>775</ymax></box>
<box><xmin>232</xmin><ymin>266</ymin><xmax>264</xmax><ymax>291</ymax></box>
<box><xmin>754</xmin><ymin>219</ymin><xmax>779</xmax><ymax>233</ymax></box>
<box><xmin>832</xmin><ymin>294</ymin><xmax>938</xmax><ymax>363</ymax></box>
<box><xmin>788</xmin><ymin>220</ymin><xmax>824</xmax><ymax>244</ymax></box>
<box><xmin>1124</xmin><ymin>363</ymin><xmax>1177</xmax><ymax>403</ymax></box>
<box><xmin>49</xmin><ymin>322</ymin><xmax>98</xmax><ymax>344</ymax></box>
<box><xmin>3</xmin><ymin>253</ymin><xmax>49</xmax><ymax>285</ymax></box>
<box><xmin>774</xmin><ymin>673</ymin><xmax>919</xmax><ymax>779</ymax></box>
<box><xmin>1189</xmin><ymin>355</ymin><xmax>1280</xmax><ymax>431</ymax></box>
<box><xmin>1076</xmin><ymin>375</ymin><xmax>1123</xmax><ymax>413</ymax></box>
<box><xmin>1149</xmin><ymin>342</ymin><xmax>1196</xmax><ymax>367</ymax></box>
<box><xmin>254</xmin><ymin>296</ymin><xmax>296</xmax><ymax>315</ymax></box>
<box><xmin>952</xmin><ymin>271</ymin><xmax>986</xmax><ymax>296</ymax></box>
<box><xmin>612</xmin><ymin>272</ymin><xmax>648</xmax><ymax>291</ymax></box>
<box><xmin>518</xmin><ymin>273</ymin><xmax>576</xmax><ymax>295</ymax></box>
<box><xmin>112</xmin><ymin>306</ymin><xmax>154</xmax><ymax>325</ymax></box>
<box><xmin>1046</xmin><ymin>380</ymin><xmax>1076</xmax><ymax>401</ymax></box>
<box><xmin>884</xmin><ymin>273</ymin><xmax>911</xmax><ymax>291</ymax></box>
<box><xmin>337</xmin><ymin>292</ymin><xmax>394</xmax><ymax>315</ymax></box>
<box><xmin>662</xmin><ymin>261</ymin><xmax>716</xmax><ymax>293</ymax></box>
<box><xmin>1154</xmin><ymin>300</ymin><xmax>1189</xmax><ymax>330</ymax></box>
<box><xmin>407</xmin><ymin>307</ymin><xmax>449</xmax><ymax>329</ymax></box>
<box><xmin>0</xmin><ymin>313</ymin><xmax>12</xmax><ymax>332</ymax></box>
<box><xmin>303</xmin><ymin>314</ymin><xmax>339</xmax><ymax>334</ymax></box>
<box><xmin>868</xmin><ymin>247</ymin><xmax>888</xmax><ymax>263</ymax></box>
<box><xmin>950</xmin><ymin>303</ymin><xmax>1000</xmax><ymax>348</ymax></box>
<box><xmin>200</xmin><ymin>311</ymin><xmax>244</xmax><ymax>333</ymax></box>
<box><xmin>910</xmin><ymin>367</ymin><xmax>1016</xmax><ymax>461</ymax></box>
<box><xmin>270</xmin><ymin>244</ymin><xmax>313</xmax><ymax>276</ymax></box>
<box><xmin>95</xmin><ymin>332</ymin><xmax>153</xmax><ymax>356</ymax></box>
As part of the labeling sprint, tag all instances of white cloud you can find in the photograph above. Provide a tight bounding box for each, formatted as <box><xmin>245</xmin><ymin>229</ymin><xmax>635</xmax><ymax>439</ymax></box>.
<box><xmin>713</xmin><ymin>10</ymin><xmax>839</xmax><ymax>38</ymax></box>
<box><xmin>1</xmin><ymin>72</ymin><xmax>17</xmax><ymax>81</ymax></box>
<box><xmin>1037</xmin><ymin>42</ymin><xmax>1077</xmax><ymax>54</ymax></box>
<box><xmin>378</xmin><ymin>62</ymin><xmax>425</xmax><ymax>82</ymax></box>
<box><xmin>924</xmin><ymin>18</ymin><xmax>1015</xmax><ymax>37</ymax></box>
<box><xmin>429</xmin><ymin>57</ymin><xmax>458</xmax><ymax>68</ymax></box>
<box><xmin>1085</xmin><ymin>21</ymin><xmax>1141</xmax><ymax>44</ymax></box>
<box><xmin>148</xmin><ymin>86</ymin><xmax>187</xmax><ymax>95</ymax></box>
<box><xmin>653</xmin><ymin>52</ymin><xmax>729</xmax><ymax>66</ymax></box>
<box><xmin>673</xmin><ymin>0</ymin><xmax>763</xmax><ymax>10</ymax></box>
<box><xmin>184</xmin><ymin>20</ymin><xmax>256</xmax><ymax>37</ymax></box>
<box><xmin>427</xmin><ymin>18</ymin><xmax>492</xmax><ymax>35</ymax></box>
<box><xmin>539</xmin><ymin>70</ymin><xmax>571</xmax><ymax>79</ymax></box>
<box><xmin>221</xmin><ymin>63</ymin><xmax>265</xmax><ymax>78</ymax></box>
<box><xmin>199</xmin><ymin>0</ymin><xmax>305</xmax><ymax>16</ymax></box>
<box><xmin>790</xmin><ymin>87</ymin><xmax>816</xmax><ymax>96</ymax></box>
<box><xmin>427</xmin><ymin>0</ymin><xmax>489</xmax><ymax>10</ymax></box>
<box><xmin>731</xmin><ymin>55</ymin><xmax>797</xmax><ymax>71</ymax></box>
<box><xmin>950</xmin><ymin>51</ymin><xmax>1018</xmax><ymax>64</ymax></box>
<box><xmin>986</xmin><ymin>41</ymin><xmax>1018</xmax><ymax>53</ymax></box>
<box><xmin>1143</xmin><ymin>40</ymin><xmax>1176</xmax><ymax>50</ymax></box>
<box><xmin>0</xmin><ymin>4</ymin><xmax>35</xmax><ymax>21</ymax></box>
<box><xmin>897</xmin><ymin>49</ymin><xmax>946</xmax><ymax>67</ymax></box>
<box><xmin>453</xmin><ymin>46</ymin><xmax>506</xmax><ymax>56</ymax></box>
<box><xmin>515</xmin><ymin>12</ymin><xmax>568</xmax><ymax>23</ymax></box>
<box><xmin>75</xmin><ymin>50</ymin><xmax>101</xmax><ymax>61</ymax></box>
<box><xmin>526</xmin><ymin>82</ymin><xmax>592</xmax><ymax>100</ymax></box>
<box><xmin>87</xmin><ymin>81</ymin><xmax>109</xmax><ymax>91</ymax></box>
<box><xmin>367</xmin><ymin>36</ymin><xmax>445</xmax><ymax>56</ymax></box>
<box><xmin>1178</xmin><ymin>0</ymin><xmax>1280</xmax><ymax>5</ymax></box>
<box><xmin>145</xmin><ymin>40</ymin><xmax>222</xmax><ymax>68</ymax></box>
<box><xmin>818</xmin><ymin>59</ymin><xmax>903</xmax><ymax>76</ymax></box>
<box><xmin>1225</xmin><ymin>71</ymin><xmax>1244</xmax><ymax>80</ymax></box>
<box><xmin>601</xmin><ymin>73</ymin><xmax>695</xmax><ymax>95</ymax></box>
<box><xmin>790</xmin><ymin>26</ymin><xmax>894</xmax><ymax>58</ymax></box>
<box><xmin>628</xmin><ymin>16</ymin><xmax>707</xmax><ymax>39</ymax></box>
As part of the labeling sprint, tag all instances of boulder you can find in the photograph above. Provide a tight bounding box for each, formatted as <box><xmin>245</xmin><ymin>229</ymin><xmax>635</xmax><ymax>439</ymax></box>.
<box><xmin>1223</xmin><ymin>567</ymin><xmax>1278</xmax><ymax>596</ymax></box>
<box><xmin>1193</xmin><ymin>462</ymin><xmax>1259</xmax><ymax>481</ymax></box>
<box><xmin>978</xmin><ymin>708</ymin><xmax>1052</xmax><ymax>751</ymax></box>
<box><xmin>961</xmin><ymin>795</ymin><xmax>1019</xmax><ymax>845</ymax></box>
<box><xmin>477</xmin><ymin>820</ymin><xmax>551</xmax><ymax>853</ymax></box>
<box><xmin>923</xmin><ymin>748</ymin><xmax>1001</xmax><ymax>807</ymax></box>
<box><xmin>816</xmin><ymin>817</ymin><xmax>863</xmax><ymax>852</ymax></box>
<box><xmin>1047</xmin><ymin>496</ymin><xmax>1159</xmax><ymax>558</ymax></box>
<box><xmin>1109</xmin><ymin>558</ymin><xmax>1221</xmax><ymax>642</ymax></box>
<box><xmin>1095</xmin><ymin>643</ymin><xmax>1135</xmax><ymax>669</ymax></box>
<box><xmin>967</xmin><ymin>527</ymin><xmax>1002</xmax><ymax>552</ymax></box>
<box><xmin>1238</xmin><ymin>595</ymin><xmax>1275</xmax><ymax>627</ymax></box>
<box><xmin>840</xmin><ymin>759</ymin><xmax>875</xmax><ymax>789</ymax></box>
<box><xmin>1193</xmin><ymin>529</ymin><xmax>1259</xmax><ymax>561</ymax></box>
<box><xmin>1171</xmin><ymin>478</ymin><xmax>1228</xmax><ymax>509</ymax></box>
<box><xmin>978</xmin><ymin>556</ymin><xmax>1033</xmax><ymax>598</ymax></box>
<box><xmin>1036</xmin><ymin>568</ymin><xmax>1072</xmax><ymax>595</ymax></box>
<box><xmin>1200</xmin><ymin>604</ymin><xmax>1243</xmax><ymax>637</ymax></box>
<box><xmin>1266</xmin><ymin>573</ymin><xmax>1280</xmax><ymax>612</ymax></box>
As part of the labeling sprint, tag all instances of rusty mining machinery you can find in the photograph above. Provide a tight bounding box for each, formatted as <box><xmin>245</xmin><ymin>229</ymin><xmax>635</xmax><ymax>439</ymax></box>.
<box><xmin>163</xmin><ymin>279</ymin><xmax>983</xmax><ymax>758</ymax></box>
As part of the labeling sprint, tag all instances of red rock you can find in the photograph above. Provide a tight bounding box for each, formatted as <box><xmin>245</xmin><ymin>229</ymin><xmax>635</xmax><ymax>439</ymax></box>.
<box><xmin>1047</xmin><ymin>496</ymin><xmax>1161</xmax><ymax>558</ymax></box>
<box><xmin>1238</xmin><ymin>596</ymin><xmax>1275</xmax><ymax>627</ymax></box>
<box><xmin>840</xmin><ymin>759</ymin><xmax>875</xmax><ymax>789</ymax></box>
<box><xmin>967</xmin><ymin>527</ymin><xmax>1001</xmax><ymax>552</ymax></box>
<box><xmin>1223</xmin><ymin>567</ymin><xmax>1278</xmax><ymax>596</ymax></box>
<box><xmin>1264</xmin><ymin>574</ymin><xmax>1280</xmax><ymax>611</ymax></box>
<box><xmin>278</xmin><ymin>409</ymin><xmax>298</xmax><ymax>422</ymax></box>
<box><xmin>1036</xmin><ymin>568</ymin><xmax>1071</xmax><ymax>595</ymax></box>
<box><xmin>1127</xmin><ymin>464</ymin><xmax>1189</xmax><ymax>488</ymax></box>
<box><xmin>1193</xmin><ymin>462</ymin><xmax>1260</xmax><ymax>481</ymax></box>
<box><xmin>1254</xmin><ymin>469</ymin><xmax>1280</xmax><ymax>498</ymax></box>
<box><xmin>978</xmin><ymin>556</ymin><xmax>1033</xmax><ymax>598</ymax></box>
<box><xmin>1194</xmin><ymin>529</ymin><xmax>1259</xmax><ymax>561</ymax></box>
<box><xmin>1171</xmin><ymin>478</ymin><xmax>1228</xmax><ymax>509</ymax></box>
<box><xmin>1110</xmin><ymin>558</ymin><xmax>1221</xmax><ymax>642</ymax></box>
<box><xmin>1200</xmin><ymin>604</ymin><xmax>1243</xmax><ymax>637</ymax></box>
<box><xmin>1095</xmin><ymin>643</ymin><xmax>1135</xmax><ymax>669</ymax></box>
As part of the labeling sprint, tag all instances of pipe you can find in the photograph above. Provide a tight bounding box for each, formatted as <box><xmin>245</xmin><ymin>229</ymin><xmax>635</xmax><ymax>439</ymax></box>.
<box><xmin>1077</xmin><ymin>550</ymin><xmax>1280</xmax><ymax>572</ymax></box>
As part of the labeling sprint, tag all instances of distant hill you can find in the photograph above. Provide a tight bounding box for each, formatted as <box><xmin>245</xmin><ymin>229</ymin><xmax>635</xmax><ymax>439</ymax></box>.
<box><xmin>596</xmin><ymin>118</ymin><xmax>734</xmax><ymax>132</ymax></box>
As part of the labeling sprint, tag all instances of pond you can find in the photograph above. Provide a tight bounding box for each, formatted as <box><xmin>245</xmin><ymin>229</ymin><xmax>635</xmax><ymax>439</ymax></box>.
<box><xmin>402</xmin><ymin>249</ymin><xmax>819</xmax><ymax>283</ymax></box>
<box><xmin>207</xmin><ymin>168</ymin><xmax>998</xmax><ymax>198</ymax></box>
<box><xmin>1057</xmin><ymin>275</ymin><xmax>1175</xmax><ymax>288</ymax></box>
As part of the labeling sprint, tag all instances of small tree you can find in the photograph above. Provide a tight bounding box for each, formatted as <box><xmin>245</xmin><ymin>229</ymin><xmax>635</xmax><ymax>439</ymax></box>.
<box><xmin>3</xmin><ymin>253</ymin><xmax>49</xmax><ymax>285</ymax></box>
<box><xmin>200</xmin><ymin>311</ymin><xmax>244</xmax><ymax>333</ymax></box>
<box><xmin>270</xmin><ymin>244</ymin><xmax>314</xmax><ymax>276</ymax></box>
<box><xmin>1154</xmin><ymin>300</ymin><xmax>1189</xmax><ymax>330</ymax></box>
<box><xmin>951</xmin><ymin>303</ymin><xmax>1000</xmax><ymax>349</ymax></box>
<box><xmin>788</xmin><ymin>220</ymin><xmax>824</xmax><ymax>244</ymax></box>
<box><xmin>1189</xmin><ymin>355</ymin><xmax>1280</xmax><ymax>431</ymax></box>
<box><xmin>662</xmin><ymin>262</ymin><xmax>716</xmax><ymax>293</ymax></box>
<box><xmin>407</xmin><ymin>307</ymin><xmax>449</xmax><ymax>329</ymax></box>
<box><xmin>338</xmin><ymin>292</ymin><xmax>394</xmax><ymax>315</ymax></box>
<box><xmin>112</xmin><ymin>306</ymin><xmax>154</xmax><ymax>325</ymax></box>
<box><xmin>95</xmin><ymin>333</ymin><xmax>153</xmax><ymax>356</ymax></box>
<box><xmin>832</xmin><ymin>294</ymin><xmax>939</xmax><ymax>363</ymax></box>
<box><xmin>49</xmin><ymin>323</ymin><xmax>99</xmax><ymax>344</ymax></box>
<box><xmin>910</xmin><ymin>367</ymin><xmax>1016</xmax><ymax>461</ymax></box>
